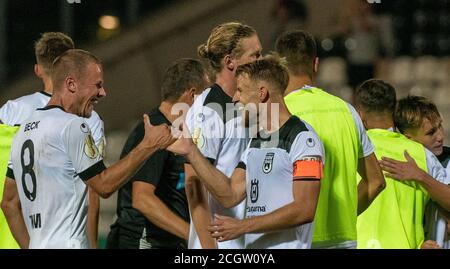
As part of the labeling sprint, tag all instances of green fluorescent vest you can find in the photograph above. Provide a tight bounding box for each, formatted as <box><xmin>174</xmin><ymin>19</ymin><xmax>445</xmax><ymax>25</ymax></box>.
<box><xmin>357</xmin><ymin>129</ymin><xmax>429</xmax><ymax>249</ymax></box>
<box><xmin>285</xmin><ymin>87</ymin><xmax>360</xmax><ymax>246</ymax></box>
<box><xmin>0</xmin><ymin>124</ymin><xmax>19</xmax><ymax>249</ymax></box>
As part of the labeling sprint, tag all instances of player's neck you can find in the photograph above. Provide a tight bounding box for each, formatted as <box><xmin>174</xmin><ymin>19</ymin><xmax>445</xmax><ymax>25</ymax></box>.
<box><xmin>365</xmin><ymin>114</ymin><xmax>395</xmax><ymax>130</ymax></box>
<box><xmin>215</xmin><ymin>70</ymin><xmax>236</xmax><ymax>98</ymax></box>
<box><xmin>285</xmin><ymin>75</ymin><xmax>313</xmax><ymax>96</ymax></box>
<box><xmin>159</xmin><ymin>101</ymin><xmax>178</xmax><ymax>123</ymax></box>
<box><xmin>262</xmin><ymin>99</ymin><xmax>291</xmax><ymax>133</ymax></box>
<box><xmin>42</xmin><ymin>76</ymin><xmax>54</xmax><ymax>95</ymax></box>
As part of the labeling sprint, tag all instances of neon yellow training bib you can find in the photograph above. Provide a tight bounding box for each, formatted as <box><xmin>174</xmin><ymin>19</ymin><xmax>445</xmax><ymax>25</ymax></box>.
<box><xmin>357</xmin><ymin>129</ymin><xmax>429</xmax><ymax>249</ymax></box>
<box><xmin>0</xmin><ymin>124</ymin><xmax>20</xmax><ymax>249</ymax></box>
<box><xmin>285</xmin><ymin>87</ymin><xmax>360</xmax><ymax>247</ymax></box>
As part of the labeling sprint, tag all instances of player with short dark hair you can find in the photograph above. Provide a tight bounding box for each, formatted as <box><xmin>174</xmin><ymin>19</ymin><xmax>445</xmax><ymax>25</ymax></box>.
<box><xmin>355</xmin><ymin>79</ymin><xmax>448</xmax><ymax>249</ymax></box>
<box><xmin>380</xmin><ymin>95</ymin><xmax>450</xmax><ymax>249</ymax></box>
<box><xmin>106</xmin><ymin>58</ymin><xmax>209</xmax><ymax>249</ymax></box>
<box><xmin>277</xmin><ymin>30</ymin><xmax>386</xmax><ymax>249</ymax></box>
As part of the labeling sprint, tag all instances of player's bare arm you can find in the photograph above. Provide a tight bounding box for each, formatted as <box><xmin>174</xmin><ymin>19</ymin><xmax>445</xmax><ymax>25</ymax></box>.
<box><xmin>380</xmin><ymin>151</ymin><xmax>450</xmax><ymax>211</ymax></box>
<box><xmin>208</xmin><ymin>179</ymin><xmax>320</xmax><ymax>242</ymax></box>
<box><xmin>184</xmin><ymin>165</ymin><xmax>217</xmax><ymax>249</ymax></box>
<box><xmin>169</xmin><ymin>136</ymin><xmax>246</xmax><ymax>208</ymax></box>
<box><xmin>357</xmin><ymin>153</ymin><xmax>386</xmax><ymax>215</ymax></box>
<box><xmin>1</xmin><ymin>177</ymin><xmax>30</xmax><ymax>248</ymax></box>
<box><xmin>86</xmin><ymin>114</ymin><xmax>175</xmax><ymax>198</ymax></box>
<box><xmin>87</xmin><ymin>187</ymin><xmax>99</xmax><ymax>248</ymax></box>
<box><xmin>132</xmin><ymin>181</ymin><xmax>189</xmax><ymax>240</ymax></box>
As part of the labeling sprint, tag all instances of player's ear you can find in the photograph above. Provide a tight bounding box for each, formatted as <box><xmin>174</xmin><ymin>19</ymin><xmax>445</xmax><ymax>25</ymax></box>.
<box><xmin>183</xmin><ymin>87</ymin><xmax>197</xmax><ymax>106</ymax></box>
<box><xmin>34</xmin><ymin>64</ymin><xmax>43</xmax><ymax>79</ymax></box>
<box><xmin>224</xmin><ymin>54</ymin><xmax>235</xmax><ymax>71</ymax></box>
<box><xmin>313</xmin><ymin>57</ymin><xmax>319</xmax><ymax>74</ymax></box>
<box><xmin>259</xmin><ymin>86</ymin><xmax>269</xmax><ymax>103</ymax></box>
<box><xmin>66</xmin><ymin>76</ymin><xmax>76</xmax><ymax>93</ymax></box>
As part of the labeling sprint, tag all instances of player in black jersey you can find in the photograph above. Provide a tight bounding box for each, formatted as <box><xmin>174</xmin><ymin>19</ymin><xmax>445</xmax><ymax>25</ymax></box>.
<box><xmin>106</xmin><ymin>58</ymin><xmax>209</xmax><ymax>249</ymax></box>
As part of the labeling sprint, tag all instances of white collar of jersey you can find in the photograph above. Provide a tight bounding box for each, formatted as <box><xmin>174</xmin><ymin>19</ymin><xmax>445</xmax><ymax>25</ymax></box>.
<box><xmin>287</xmin><ymin>85</ymin><xmax>314</xmax><ymax>96</ymax></box>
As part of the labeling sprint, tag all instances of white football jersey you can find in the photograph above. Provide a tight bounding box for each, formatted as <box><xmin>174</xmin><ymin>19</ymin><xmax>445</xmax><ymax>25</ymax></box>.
<box><xmin>7</xmin><ymin>106</ymin><xmax>105</xmax><ymax>249</ymax></box>
<box><xmin>424</xmin><ymin>155</ymin><xmax>450</xmax><ymax>249</ymax></box>
<box><xmin>185</xmin><ymin>84</ymin><xmax>248</xmax><ymax>249</ymax></box>
<box><xmin>0</xmin><ymin>91</ymin><xmax>105</xmax><ymax>147</ymax></box>
<box><xmin>239</xmin><ymin>116</ymin><xmax>324</xmax><ymax>249</ymax></box>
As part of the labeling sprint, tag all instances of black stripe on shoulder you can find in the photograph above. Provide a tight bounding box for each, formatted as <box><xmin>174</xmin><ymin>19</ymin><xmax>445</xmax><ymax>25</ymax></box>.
<box><xmin>6</xmin><ymin>167</ymin><xmax>15</xmax><ymax>180</ymax></box>
<box><xmin>279</xmin><ymin>116</ymin><xmax>309</xmax><ymax>153</ymax></box>
<box><xmin>39</xmin><ymin>91</ymin><xmax>52</xmax><ymax>97</ymax></box>
<box><xmin>77</xmin><ymin>160</ymin><xmax>107</xmax><ymax>181</ymax></box>
<box><xmin>250</xmin><ymin>116</ymin><xmax>309</xmax><ymax>152</ymax></box>
<box><xmin>203</xmin><ymin>84</ymin><xmax>234</xmax><ymax>123</ymax></box>
<box><xmin>37</xmin><ymin>105</ymin><xmax>65</xmax><ymax>112</ymax></box>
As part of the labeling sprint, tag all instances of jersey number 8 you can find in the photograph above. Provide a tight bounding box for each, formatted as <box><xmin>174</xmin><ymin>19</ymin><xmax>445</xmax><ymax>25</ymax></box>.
<box><xmin>20</xmin><ymin>139</ymin><xmax>37</xmax><ymax>201</ymax></box>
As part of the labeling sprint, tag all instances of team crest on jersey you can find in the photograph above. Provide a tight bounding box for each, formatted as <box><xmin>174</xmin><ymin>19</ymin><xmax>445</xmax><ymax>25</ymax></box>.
<box><xmin>192</xmin><ymin>128</ymin><xmax>205</xmax><ymax>149</ymax></box>
<box><xmin>196</xmin><ymin>113</ymin><xmax>205</xmax><ymax>123</ymax></box>
<box><xmin>80</xmin><ymin>123</ymin><xmax>90</xmax><ymax>133</ymax></box>
<box><xmin>262</xmin><ymin>152</ymin><xmax>275</xmax><ymax>174</ymax></box>
<box><xmin>250</xmin><ymin>179</ymin><xmax>259</xmax><ymax>203</ymax></box>
<box><xmin>84</xmin><ymin>134</ymin><xmax>99</xmax><ymax>159</ymax></box>
<box><xmin>306</xmin><ymin>137</ymin><xmax>315</xmax><ymax>148</ymax></box>
<box><xmin>98</xmin><ymin>136</ymin><xmax>106</xmax><ymax>158</ymax></box>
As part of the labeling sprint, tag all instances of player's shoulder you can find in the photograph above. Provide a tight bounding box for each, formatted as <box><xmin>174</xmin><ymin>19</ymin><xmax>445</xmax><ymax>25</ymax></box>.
<box><xmin>147</xmin><ymin>107</ymin><xmax>170</xmax><ymax>126</ymax></box>
<box><xmin>203</xmin><ymin>83</ymin><xmax>232</xmax><ymax>107</ymax></box>
<box><xmin>39</xmin><ymin>106</ymin><xmax>84</xmax><ymax>126</ymax></box>
<box><xmin>188</xmin><ymin>84</ymin><xmax>230</xmax><ymax>124</ymax></box>
<box><xmin>281</xmin><ymin>116</ymin><xmax>314</xmax><ymax>139</ymax></box>
<box><xmin>10</xmin><ymin>91</ymin><xmax>49</xmax><ymax>106</ymax></box>
<box><xmin>282</xmin><ymin>116</ymin><xmax>322</xmax><ymax>152</ymax></box>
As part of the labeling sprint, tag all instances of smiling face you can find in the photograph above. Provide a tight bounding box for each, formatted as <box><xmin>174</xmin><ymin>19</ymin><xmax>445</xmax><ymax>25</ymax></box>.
<box><xmin>75</xmin><ymin>63</ymin><xmax>106</xmax><ymax>118</ymax></box>
<box><xmin>235</xmin><ymin>73</ymin><xmax>261</xmax><ymax>127</ymax></box>
<box><xmin>405</xmin><ymin>117</ymin><xmax>445</xmax><ymax>156</ymax></box>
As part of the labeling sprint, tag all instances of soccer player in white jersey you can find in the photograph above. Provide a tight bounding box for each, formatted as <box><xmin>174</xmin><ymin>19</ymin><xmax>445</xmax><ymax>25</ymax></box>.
<box><xmin>0</xmin><ymin>32</ymin><xmax>104</xmax><ymax>248</ymax></box>
<box><xmin>379</xmin><ymin>95</ymin><xmax>450</xmax><ymax>249</ymax></box>
<box><xmin>0</xmin><ymin>49</ymin><xmax>175</xmax><ymax>249</ymax></box>
<box><xmin>168</xmin><ymin>57</ymin><xmax>324</xmax><ymax>249</ymax></box>
<box><xmin>184</xmin><ymin>22</ymin><xmax>262</xmax><ymax>249</ymax></box>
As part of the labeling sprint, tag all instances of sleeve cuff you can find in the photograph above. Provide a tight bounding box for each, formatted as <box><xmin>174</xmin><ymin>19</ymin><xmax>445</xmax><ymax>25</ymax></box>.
<box><xmin>6</xmin><ymin>167</ymin><xmax>15</xmax><ymax>180</ymax></box>
<box><xmin>77</xmin><ymin>160</ymin><xmax>107</xmax><ymax>181</ymax></box>
<box><xmin>236</xmin><ymin>161</ymin><xmax>246</xmax><ymax>170</ymax></box>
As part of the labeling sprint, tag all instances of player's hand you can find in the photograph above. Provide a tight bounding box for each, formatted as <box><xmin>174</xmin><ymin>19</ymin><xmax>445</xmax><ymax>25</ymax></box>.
<box><xmin>379</xmin><ymin>151</ymin><xmax>426</xmax><ymax>182</ymax></box>
<box><xmin>142</xmin><ymin>114</ymin><xmax>176</xmax><ymax>150</ymax></box>
<box><xmin>208</xmin><ymin>214</ymin><xmax>245</xmax><ymax>242</ymax></box>
<box><xmin>421</xmin><ymin>240</ymin><xmax>442</xmax><ymax>249</ymax></box>
<box><xmin>166</xmin><ymin>120</ymin><xmax>195</xmax><ymax>157</ymax></box>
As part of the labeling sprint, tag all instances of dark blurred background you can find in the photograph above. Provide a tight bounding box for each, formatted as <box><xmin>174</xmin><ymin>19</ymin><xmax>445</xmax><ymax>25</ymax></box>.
<box><xmin>0</xmin><ymin>0</ymin><xmax>449</xmax><ymax>246</ymax></box>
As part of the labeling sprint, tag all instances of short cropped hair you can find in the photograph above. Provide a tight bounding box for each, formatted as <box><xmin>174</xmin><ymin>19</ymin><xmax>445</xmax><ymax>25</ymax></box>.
<box><xmin>34</xmin><ymin>32</ymin><xmax>74</xmax><ymax>74</ymax></box>
<box><xmin>161</xmin><ymin>58</ymin><xmax>207</xmax><ymax>102</ymax></box>
<box><xmin>355</xmin><ymin>79</ymin><xmax>397</xmax><ymax>114</ymax></box>
<box><xmin>395</xmin><ymin>95</ymin><xmax>441</xmax><ymax>134</ymax></box>
<box><xmin>235</xmin><ymin>55</ymin><xmax>289</xmax><ymax>95</ymax></box>
<box><xmin>275</xmin><ymin>30</ymin><xmax>317</xmax><ymax>78</ymax></box>
<box><xmin>51</xmin><ymin>49</ymin><xmax>101</xmax><ymax>91</ymax></box>
<box><xmin>198</xmin><ymin>22</ymin><xmax>257</xmax><ymax>73</ymax></box>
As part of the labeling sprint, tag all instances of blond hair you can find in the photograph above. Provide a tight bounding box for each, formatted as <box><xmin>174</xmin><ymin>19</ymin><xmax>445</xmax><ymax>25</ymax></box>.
<box><xmin>198</xmin><ymin>22</ymin><xmax>256</xmax><ymax>73</ymax></box>
<box><xmin>34</xmin><ymin>32</ymin><xmax>74</xmax><ymax>75</ymax></box>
